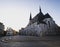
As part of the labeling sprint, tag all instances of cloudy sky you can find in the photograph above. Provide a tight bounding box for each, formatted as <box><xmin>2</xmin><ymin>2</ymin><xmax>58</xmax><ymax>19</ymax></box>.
<box><xmin>0</xmin><ymin>0</ymin><xmax>60</xmax><ymax>31</ymax></box>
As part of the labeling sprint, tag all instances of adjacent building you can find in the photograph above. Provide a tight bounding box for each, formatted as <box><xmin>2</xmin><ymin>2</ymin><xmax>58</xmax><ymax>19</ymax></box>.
<box><xmin>6</xmin><ymin>27</ymin><xmax>18</xmax><ymax>36</ymax></box>
<box><xmin>0</xmin><ymin>22</ymin><xmax>5</xmax><ymax>36</ymax></box>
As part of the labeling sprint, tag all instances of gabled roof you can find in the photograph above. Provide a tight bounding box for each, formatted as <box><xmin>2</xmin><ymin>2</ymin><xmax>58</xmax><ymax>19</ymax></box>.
<box><xmin>29</xmin><ymin>8</ymin><xmax>52</xmax><ymax>25</ymax></box>
<box><xmin>31</xmin><ymin>8</ymin><xmax>45</xmax><ymax>24</ymax></box>
<box><xmin>44</xmin><ymin>13</ymin><xmax>51</xmax><ymax>18</ymax></box>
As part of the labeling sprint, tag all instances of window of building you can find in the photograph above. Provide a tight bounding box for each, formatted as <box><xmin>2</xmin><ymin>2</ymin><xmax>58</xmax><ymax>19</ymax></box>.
<box><xmin>48</xmin><ymin>21</ymin><xmax>50</xmax><ymax>27</ymax></box>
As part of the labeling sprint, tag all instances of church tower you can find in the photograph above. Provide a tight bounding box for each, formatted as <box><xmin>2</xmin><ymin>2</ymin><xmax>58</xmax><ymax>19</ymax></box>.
<box><xmin>39</xmin><ymin>6</ymin><xmax>43</xmax><ymax>14</ymax></box>
<box><xmin>39</xmin><ymin>7</ymin><xmax>41</xmax><ymax>13</ymax></box>
<box><xmin>29</xmin><ymin>13</ymin><xmax>32</xmax><ymax>21</ymax></box>
<box><xmin>28</xmin><ymin>13</ymin><xmax>32</xmax><ymax>25</ymax></box>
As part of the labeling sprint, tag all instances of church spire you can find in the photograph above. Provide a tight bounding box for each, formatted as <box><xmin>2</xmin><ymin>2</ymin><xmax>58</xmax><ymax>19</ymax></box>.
<box><xmin>39</xmin><ymin>6</ymin><xmax>44</xmax><ymax>15</ymax></box>
<box><xmin>39</xmin><ymin>6</ymin><xmax>42</xmax><ymax>13</ymax></box>
<box><xmin>29</xmin><ymin>13</ymin><xmax>32</xmax><ymax>20</ymax></box>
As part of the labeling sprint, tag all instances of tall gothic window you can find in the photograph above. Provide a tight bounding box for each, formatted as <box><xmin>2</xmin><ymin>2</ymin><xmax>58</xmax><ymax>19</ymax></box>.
<box><xmin>48</xmin><ymin>21</ymin><xmax>50</xmax><ymax>27</ymax></box>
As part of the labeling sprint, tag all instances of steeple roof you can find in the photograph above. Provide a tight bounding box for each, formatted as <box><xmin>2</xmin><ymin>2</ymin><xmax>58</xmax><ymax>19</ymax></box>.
<box><xmin>29</xmin><ymin>13</ymin><xmax>32</xmax><ymax>20</ymax></box>
<box><xmin>39</xmin><ymin>6</ymin><xmax>42</xmax><ymax>13</ymax></box>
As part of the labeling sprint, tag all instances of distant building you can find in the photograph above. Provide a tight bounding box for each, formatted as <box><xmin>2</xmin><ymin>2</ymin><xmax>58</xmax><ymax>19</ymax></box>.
<box><xmin>0</xmin><ymin>22</ymin><xmax>4</xmax><ymax>30</ymax></box>
<box><xmin>13</xmin><ymin>30</ymin><xmax>19</xmax><ymax>35</ymax></box>
<box><xmin>19</xmin><ymin>7</ymin><xmax>58</xmax><ymax>36</ymax></box>
<box><xmin>6</xmin><ymin>27</ymin><xmax>18</xmax><ymax>36</ymax></box>
<box><xmin>6</xmin><ymin>27</ymin><xmax>13</xmax><ymax>36</ymax></box>
<box><xmin>0</xmin><ymin>22</ymin><xmax>5</xmax><ymax>36</ymax></box>
<box><xmin>19</xmin><ymin>28</ymin><xmax>26</xmax><ymax>35</ymax></box>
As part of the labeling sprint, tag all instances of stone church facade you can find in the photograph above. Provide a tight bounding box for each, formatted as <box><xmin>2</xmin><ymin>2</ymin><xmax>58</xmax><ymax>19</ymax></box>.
<box><xmin>19</xmin><ymin>8</ymin><xmax>58</xmax><ymax>36</ymax></box>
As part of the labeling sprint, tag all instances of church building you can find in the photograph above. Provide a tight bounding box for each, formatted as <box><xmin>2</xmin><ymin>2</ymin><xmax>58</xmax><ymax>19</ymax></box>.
<box><xmin>19</xmin><ymin>7</ymin><xmax>58</xmax><ymax>36</ymax></box>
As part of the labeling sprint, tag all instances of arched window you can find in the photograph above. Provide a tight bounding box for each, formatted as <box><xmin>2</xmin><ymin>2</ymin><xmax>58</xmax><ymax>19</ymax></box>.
<box><xmin>48</xmin><ymin>21</ymin><xmax>50</xmax><ymax>27</ymax></box>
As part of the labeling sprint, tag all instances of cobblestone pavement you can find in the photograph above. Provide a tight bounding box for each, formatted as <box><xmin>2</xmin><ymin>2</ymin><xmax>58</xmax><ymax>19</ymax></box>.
<box><xmin>0</xmin><ymin>35</ymin><xmax>60</xmax><ymax>47</ymax></box>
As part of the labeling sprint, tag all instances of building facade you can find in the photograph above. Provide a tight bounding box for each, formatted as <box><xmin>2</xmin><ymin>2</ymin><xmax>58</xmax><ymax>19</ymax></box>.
<box><xmin>6</xmin><ymin>27</ymin><xmax>18</xmax><ymax>36</ymax></box>
<box><xmin>19</xmin><ymin>8</ymin><xmax>58</xmax><ymax>36</ymax></box>
<box><xmin>0</xmin><ymin>22</ymin><xmax>5</xmax><ymax>36</ymax></box>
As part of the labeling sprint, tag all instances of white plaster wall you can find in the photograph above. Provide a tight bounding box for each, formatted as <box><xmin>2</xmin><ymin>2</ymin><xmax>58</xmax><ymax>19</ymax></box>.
<box><xmin>20</xmin><ymin>18</ymin><xmax>57</xmax><ymax>36</ymax></box>
<box><xmin>23</xmin><ymin>22</ymin><xmax>47</xmax><ymax>36</ymax></box>
<box><xmin>43</xmin><ymin>18</ymin><xmax>57</xmax><ymax>35</ymax></box>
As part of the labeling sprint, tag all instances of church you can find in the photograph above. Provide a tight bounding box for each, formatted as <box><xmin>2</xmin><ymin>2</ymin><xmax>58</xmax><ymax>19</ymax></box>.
<box><xmin>19</xmin><ymin>7</ymin><xmax>58</xmax><ymax>36</ymax></box>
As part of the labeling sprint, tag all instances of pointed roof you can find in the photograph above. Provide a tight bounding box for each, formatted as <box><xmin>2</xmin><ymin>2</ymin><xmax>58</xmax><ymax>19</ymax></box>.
<box><xmin>30</xmin><ymin>7</ymin><xmax>44</xmax><ymax>23</ymax></box>
<box><xmin>39</xmin><ymin>6</ymin><xmax>42</xmax><ymax>13</ymax></box>
<box><xmin>29</xmin><ymin>7</ymin><xmax>52</xmax><ymax>24</ymax></box>
<box><xmin>45</xmin><ymin>13</ymin><xmax>52</xmax><ymax>18</ymax></box>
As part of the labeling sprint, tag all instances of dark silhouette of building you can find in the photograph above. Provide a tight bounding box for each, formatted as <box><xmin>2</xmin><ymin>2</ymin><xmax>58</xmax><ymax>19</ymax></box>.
<box><xmin>19</xmin><ymin>7</ymin><xmax>59</xmax><ymax>36</ymax></box>
<box><xmin>0</xmin><ymin>22</ymin><xmax>5</xmax><ymax>36</ymax></box>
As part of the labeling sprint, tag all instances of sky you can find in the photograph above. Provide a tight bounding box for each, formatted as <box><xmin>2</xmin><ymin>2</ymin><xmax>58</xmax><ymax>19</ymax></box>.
<box><xmin>0</xmin><ymin>0</ymin><xmax>60</xmax><ymax>31</ymax></box>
